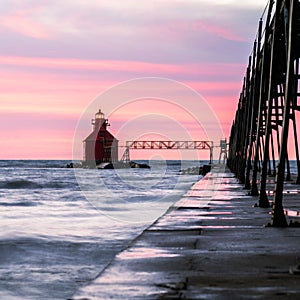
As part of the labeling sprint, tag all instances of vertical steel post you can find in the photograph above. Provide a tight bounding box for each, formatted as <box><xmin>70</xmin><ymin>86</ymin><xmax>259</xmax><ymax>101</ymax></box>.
<box><xmin>245</xmin><ymin>19</ymin><xmax>264</xmax><ymax>190</ymax></box>
<box><xmin>258</xmin><ymin>0</ymin><xmax>283</xmax><ymax>207</ymax></box>
<box><xmin>239</xmin><ymin>57</ymin><xmax>252</xmax><ymax>183</ymax></box>
<box><xmin>250</xmin><ymin>0</ymin><xmax>275</xmax><ymax>196</ymax></box>
<box><xmin>272</xmin><ymin>0</ymin><xmax>296</xmax><ymax>227</ymax></box>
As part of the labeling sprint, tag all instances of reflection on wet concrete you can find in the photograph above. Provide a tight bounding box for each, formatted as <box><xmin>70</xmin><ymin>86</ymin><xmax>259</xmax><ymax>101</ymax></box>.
<box><xmin>118</xmin><ymin>247</ymin><xmax>180</xmax><ymax>259</ymax></box>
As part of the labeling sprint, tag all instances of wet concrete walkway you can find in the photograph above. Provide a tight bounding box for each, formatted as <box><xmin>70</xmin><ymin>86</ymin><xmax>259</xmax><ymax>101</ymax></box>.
<box><xmin>73</xmin><ymin>167</ymin><xmax>300</xmax><ymax>299</ymax></box>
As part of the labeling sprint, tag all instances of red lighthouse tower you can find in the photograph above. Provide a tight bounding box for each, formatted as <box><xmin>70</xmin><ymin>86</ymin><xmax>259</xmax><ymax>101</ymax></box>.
<box><xmin>83</xmin><ymin>109</ymin><xmax>118</xmax><ymax>166</ymax></box>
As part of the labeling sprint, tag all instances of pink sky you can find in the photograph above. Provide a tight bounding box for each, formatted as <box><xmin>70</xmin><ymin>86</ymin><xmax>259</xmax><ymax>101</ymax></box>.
<box><xmin>0</xmin><ymin>0</ymin><xmax>269</xmax><ymax>160</ymax></box>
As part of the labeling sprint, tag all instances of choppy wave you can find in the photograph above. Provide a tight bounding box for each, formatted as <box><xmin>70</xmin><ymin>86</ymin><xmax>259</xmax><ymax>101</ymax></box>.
<box><xmin>0</xmin><ymin>179</ymin><xmax>41</xmax><ymax>189</ymax></box>
<box><xmin>0</xmin><ymin>160</ymin><xmax>71</xmax><ymax>169</ymax></box>
<box><xmin>0</xmin><ymin>201</ymin><xmax>38</xmax><ymax>207</ymax></box>
<box><xmin>0</xmin><ymin>179</ymin><xmax>78</xmax><ymax>190</ymax></box>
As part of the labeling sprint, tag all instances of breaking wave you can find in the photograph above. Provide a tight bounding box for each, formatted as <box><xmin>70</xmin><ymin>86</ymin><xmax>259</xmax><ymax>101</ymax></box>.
<box><xmin>0</xmin><ymin>179</ymin><xmax>41</xmax><ymax>189</ymax></box>
<box><xmin>0</xmin><ymin>201</ymin><xmax>38</xmax><ymax>207</ymax></box>
<box><xmin>0</xmin><ymin>179</ymin><xmax>74</xmax><ymax>190</ymax></box>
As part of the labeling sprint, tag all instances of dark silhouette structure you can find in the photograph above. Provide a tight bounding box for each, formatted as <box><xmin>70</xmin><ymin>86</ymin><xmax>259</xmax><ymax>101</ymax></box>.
<box><xmin>227</xmin><ymin>0</ymin><xmax>300</xmax><ymax>226</ymax></box>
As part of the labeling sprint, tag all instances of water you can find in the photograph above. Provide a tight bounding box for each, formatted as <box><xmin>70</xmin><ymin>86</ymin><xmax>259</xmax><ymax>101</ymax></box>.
<box><xmin>0</xmin><ymin>160</ymin><xmax>202</xmax><ymax>300</ymax></box>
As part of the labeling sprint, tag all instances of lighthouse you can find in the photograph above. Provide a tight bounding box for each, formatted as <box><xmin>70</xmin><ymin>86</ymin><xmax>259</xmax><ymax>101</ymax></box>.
<box><xmin>83</xmin><ymin>109</ymin><xmax>118</xmax><ymax>166</ymax></box>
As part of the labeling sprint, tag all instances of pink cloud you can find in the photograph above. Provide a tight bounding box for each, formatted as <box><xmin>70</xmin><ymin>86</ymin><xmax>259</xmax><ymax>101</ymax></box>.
<box><xmin>0</xmin><ymin>11</ymin><xmax>53</xmax><ymax>39</ymax></box>
<box><xmin>149</xmin><ymin>18</ymin><xmax>247</xmax><ymax>43</ymax></box>
<box><xmin>185</xmin><ymin>81</ymin><xmax>241</xmax><ymax>93</ymax></box>
<box><xmin>0</xmin><ymin>55</ymin><xmax>245</xmax><ymax>79</ymax></box>
<box><xmin>0</xmin><ymin>56</ymin><xmax>182</xmax><ymax>73</ymax></box>
<box><xmin>0</xmin><ymin>68</ymin><xmax>111</xmax><ymax>95</ymax></box>
<box><xmin>196</xmin><ymin>20</ymin><xmax>247</xmax><ymax>42</ymax></box>
<box><xmin>0</xmin><ymin>68</ymin><xmax>118</xmax><ymax>117</ymax></box>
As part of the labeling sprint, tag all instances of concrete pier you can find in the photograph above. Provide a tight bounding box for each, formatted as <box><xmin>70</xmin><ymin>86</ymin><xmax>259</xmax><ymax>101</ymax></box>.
<box><xmin>73</xmin><ymin>167</ymin><xmax>300</xmax><ymax>299</ymax></box>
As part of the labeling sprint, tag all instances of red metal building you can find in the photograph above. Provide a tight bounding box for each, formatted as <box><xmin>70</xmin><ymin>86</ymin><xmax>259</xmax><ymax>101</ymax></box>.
<box><xmin>83</xmin><ymin>110</ymin><xmax>118</xmax><ymax>166</ymax></box>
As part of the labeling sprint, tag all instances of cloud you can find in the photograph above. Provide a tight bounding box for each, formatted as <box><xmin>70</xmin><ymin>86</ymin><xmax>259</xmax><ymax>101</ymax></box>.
<box><xmin>196</xmin><ymin>20</ymin><xmax>246</xmax><ymax>42</ymax></box>
<box><xmin>0</xmin><ymin>3</ymin><xmax>54</xmax><ymax>39</ymax></box>
<box><xmin>0</xmin><ymin>0</ymin><xmax>265</xmax><ymax>64</ymax></box>
<box><xmin>0</xmin><ymin>55</ymin><xmax>245</xmax><ymax>81</ymax></box>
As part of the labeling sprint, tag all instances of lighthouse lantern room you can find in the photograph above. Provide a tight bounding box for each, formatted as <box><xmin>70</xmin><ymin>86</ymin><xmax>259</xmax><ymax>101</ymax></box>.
<box><xmin>83</xmin><ymin>109</ymin><xmax>118</xmax><ymax>166</ymax></box>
